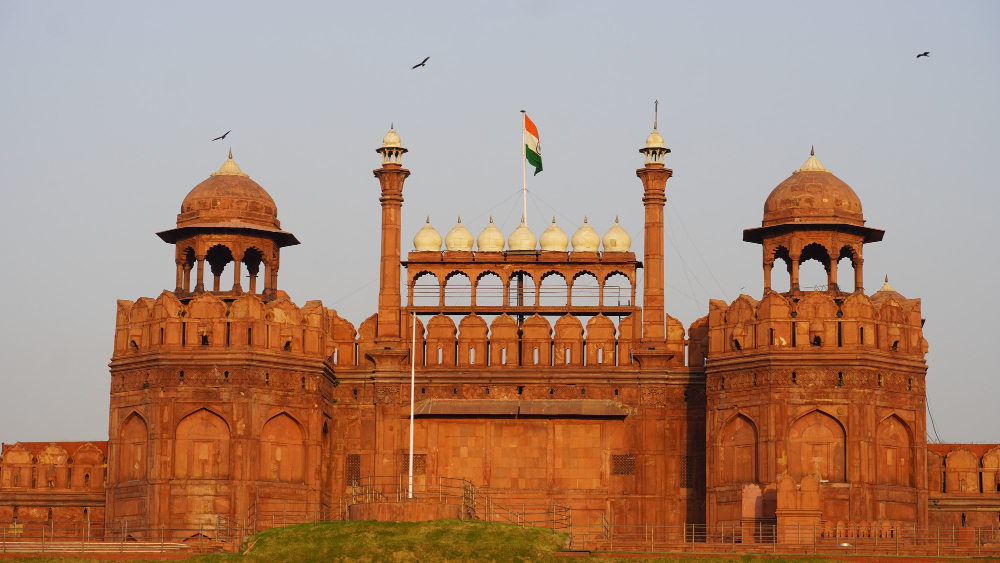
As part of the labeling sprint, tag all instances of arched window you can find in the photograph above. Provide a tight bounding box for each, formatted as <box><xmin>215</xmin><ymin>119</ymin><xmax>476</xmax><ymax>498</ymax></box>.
<box><xmin>721</xmin><ymin>415</ymin><xmax>757</xmax><ymax>484</ymax></box>
<box><xmin>260</xmin><ymin>413</ymin><xmax>305</xmax><ymax>483</ymax></box>
<box><xmin>876</xmin><ymin>415</ymin><xmax>913</xmax><ymax>486</ymax></box>
<box><xmin>119</xmin><ymin>413</ymin><xmax>148</xmax><ymax>482</ymax></box>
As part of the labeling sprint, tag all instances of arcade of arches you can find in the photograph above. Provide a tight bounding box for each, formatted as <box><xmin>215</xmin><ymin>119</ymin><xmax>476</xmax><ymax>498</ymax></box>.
<box><xmin>0</xmin><ymin>126</ymin><xmax>995</xmax><ymax>539</ymax></box>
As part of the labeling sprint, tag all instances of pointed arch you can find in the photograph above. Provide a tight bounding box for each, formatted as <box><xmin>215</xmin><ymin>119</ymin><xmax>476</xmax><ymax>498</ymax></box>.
<box><xmin>119</xmin><ymin>412</ymin><xmax>148</xmax><ymax>482</ymax></box>
<box><xmin>260</xmin><ymin>412</ymin><xmax>305</xmax><ymax>483</ymax></box>
<box><xmin>174</xmin><ymin>408</ymin><xmax>230</xmax><ymax>479</ymax></box>
<box><xmin>789</xmin><ymin>410</ymin><xmax>846</xmax><ymax>482</ymax></box>
<box><xmin>876</xmin><ymin>414</ymin><xmax>913</xmax><ymax>486</ymax></box>
<box><xmin>721</xmin><ymin>414</ymin><xmax>758</xmax><ymax>484</ymax></box>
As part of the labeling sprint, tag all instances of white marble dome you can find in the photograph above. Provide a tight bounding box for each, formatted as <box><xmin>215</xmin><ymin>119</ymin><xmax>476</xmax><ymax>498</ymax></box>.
<box><xmin>444</xmin><ymin>217</ymin><xmax>474</xmax><ymax>251</ymax></box>
<box><xmin>571</xmin><ymin>217</ymin><xmax>600</xmax><ymax>252</ymax></box>
<box><xmin>540</xmin><ymin>217</ymin><xmax>568</xmax><ymax>251</ymax></box>
<box><xmin>413</xmin><ymin>217</ymin><xmax>442</xmax><ymax>251</ymax></box>
<box><xmin>382</xmin><ymin>125</ymin><xmax>401</xmax><ymax>148</ymax></box>
<box><xmin>508</xmin><ymin>218</ymin><xmax>537</xmax><ymax>251</ymax></box>
<box><xmin>476</xmin><ymin>216</ymin><xmax>505</xmax><ymax>252</ymax></box>
<box><xmin>601</xmin><ymin>216</ymin><xmax>631</xmax><ymax>252</ymax></box>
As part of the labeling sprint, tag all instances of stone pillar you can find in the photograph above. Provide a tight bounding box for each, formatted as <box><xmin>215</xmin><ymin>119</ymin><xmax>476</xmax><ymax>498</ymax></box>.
<box><xmin>854</xmin><ymin>258</ymin><xmax>864</xmax><ymax>293</ymax></box>
<box><xmin>635</xmin><ymin>162</ymin><xmax>673</xmax><ymax>342</ymax></box>
<box><xmin>763</xmin><ymin>260</ymin><xmax>773</xmax><ymax>291</ymax></box>
<box><xmin>175</xmin><ymin>262</ymin><xmax>184</xmax><ymax>293</ymax></box>
<box><xmin>828</xmin><ymin>257</ymin><xmax>838</xmax><ymax>291</ymax></box>
<box><xmin>789</xmin><ymin>253</ymin><xmax>801</xmax><ymax>292</ymax></box>
<box><xmin>263</xmin><ymin>261</ymin><xmax>272</xmax><ymax>295</ymax></box>
<box><xmin>232</xmin><ymin>256</ymin><xmax>242</xmax><ymax>293</ymax></box>
<box><xmin>372</xmin><ymin>162</ymin><xmax>410</xmax><ymax>341</ymax></box>
<box><xmin>195</xmin><ymin>255</ymin><xmax>206</xmax><ymax>292</ymax></box>
<box><xmin>183</xmin><ymin>263</ymin><xmax>192</xmax><ymax>292</ymax></box>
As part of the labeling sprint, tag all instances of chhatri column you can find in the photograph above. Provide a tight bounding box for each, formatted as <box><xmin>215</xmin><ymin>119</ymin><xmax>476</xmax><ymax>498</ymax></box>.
<box><xmin>635</xmin><ymin>112</ymin><xmax>673</xmax><ymax>343</ymax></box>
<box><xmin>194</xmin><ymin>253</ymin><xmax>206</xmax><ymax>292</ymax></box>
<box><xmin>372</xmin><ymin>126</ymin><xmax>410</xmax><ymax>342</ymax></box>
<box><xmin>175</xmin><ymin>261</ymin><xmax>184</xmax><ymax>293</ymax></box>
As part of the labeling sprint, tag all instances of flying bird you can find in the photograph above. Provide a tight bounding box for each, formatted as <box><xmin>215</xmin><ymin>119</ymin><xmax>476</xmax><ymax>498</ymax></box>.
<box><xmin>212</xmin><ymin>130</ymin><xmax>231</xmax><ymax>141</ymax></box>
<box><xmin>916</xmin><ymin>52</ymin><xmax>930</xmax><ymax>58</ymax></box>
<box><xmin>412</xmin><ymin>57</ymin><xmax>430</xmax><ymax>69</ymax></box>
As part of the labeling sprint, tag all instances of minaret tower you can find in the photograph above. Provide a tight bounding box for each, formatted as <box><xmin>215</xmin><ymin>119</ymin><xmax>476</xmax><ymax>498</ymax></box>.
<box><xmin>634</xmin><ymin>103</ymin><xmax>673</xmax><ymax>365</ymax></box>
<box><xmin>373</xmin><ymin>125</ymin><xmax>410</xmax><ymax>344</ymax></box>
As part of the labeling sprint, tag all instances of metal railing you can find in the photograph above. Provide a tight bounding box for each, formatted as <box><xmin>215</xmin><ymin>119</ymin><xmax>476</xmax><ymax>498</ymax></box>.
<box><xmin>571</xmin><ymin>519</ymin><xmax>1000</xmax><ymax>557</ymax></box>
<box><xmin>0</xmin><ymin>519</ymin><xmax>241</xmax><ymax>554</ymax></box>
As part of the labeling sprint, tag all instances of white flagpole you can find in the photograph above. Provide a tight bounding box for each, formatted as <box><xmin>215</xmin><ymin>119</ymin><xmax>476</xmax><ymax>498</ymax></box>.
<box><xmin>521</xmin><ymin>110</ymin><xmax>527</xmax><ymax>224</ymax></box>
<box><xmin>408</xmin><ymin>311</ymin><xmax>415</xmax><ymax>499</ymax></box>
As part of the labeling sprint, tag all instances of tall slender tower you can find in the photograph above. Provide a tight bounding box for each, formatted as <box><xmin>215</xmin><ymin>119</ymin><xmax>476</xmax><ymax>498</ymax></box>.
<box><xmin>634</xmin><ymin>109</ymin><xmax>673</xmax><ymax>367</ymax></box>
<box><xmin>373</xmin><ymin>126</ymin><xmax>409</xmax><ymax>344</ymax></box>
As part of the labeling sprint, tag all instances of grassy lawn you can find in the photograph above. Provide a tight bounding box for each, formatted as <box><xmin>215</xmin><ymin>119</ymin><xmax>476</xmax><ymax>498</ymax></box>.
<box><xmin>2</xmin><ymin>521</ymin><xmax>998</xmax><ymax>563</ymax></box>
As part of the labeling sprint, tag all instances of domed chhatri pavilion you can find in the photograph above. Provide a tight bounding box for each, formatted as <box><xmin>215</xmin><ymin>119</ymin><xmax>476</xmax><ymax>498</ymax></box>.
<box><xmin>1</xmin><ymin>121</ymin><xmax>998</xmax><ymax>549</ymax></box>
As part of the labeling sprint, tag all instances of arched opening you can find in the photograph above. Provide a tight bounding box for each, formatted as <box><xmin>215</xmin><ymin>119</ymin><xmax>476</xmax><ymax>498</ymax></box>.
<box><xmin>539</xmin><ymin>272</ymin><xmax>568</xmax><ymax>307</ymax></box>
<box><xmin>721</xmin><ymin>414</ymin><xmax>758</xmax><ymax>484</ymax></box>
<box><xmin>174</xmin><ymin>409</ymin><xmax>230</xmax><ymax>479</ymax></box>
<box><xmin>571</xmin><ymin>272</ymin><xmax>600</xmax><ymax>307</ymax></box>
<box><xmin>444</xmin><ymin>272</ymin><xmax>472</xmax><ymax>307</ymax></box>
<box><xmin>205</xmin><ymin>244</ymin><xmax>235</xmax><ymax>292</ymax></box>
<box><xmin>509</xmin><ymin>271</ymin><xmax>535</xmax><ymax>307</ymax></box>
<box><xmin>260</xmin><ymin>413</ymin><xmax>305</xmax><ymax>483</ymax></box>
<box><xmin>603</xmin><ymin>272</ymin><xmax>633</xmax><ymax>308</ymax></box>
<box><xmin>412</xmin><ymin>272</ymin><xmax>440</xmax><ymax>307</ymax></box>
<box><xmin>119</xmin><ymin>413</ymin><xmax>148</xmax><ymax>482</ymax></box>
<box><xmin>799</xmin><ymin>243</ymin><xmax>831</xmax><ymax>291</ymax></box>
<box><xmin>475</xmin><ymin>272</ymin><xmax>503</xmax><ymax>307</ymax></box>
<box><xmin>836</xmin><ymin>246</ymin><xmax>857</xmax><ymax>292</ymax></box>
<box><xmin>772</xmin><ymin>246</ymin><xmax>791</xmax><ymax>292</ymax></box>
<box><xmin>242</xmin><ymin>247</ymin><xmax>265</xmax><ymax>294</ymax></box>
<box><xmin>876</xmin><ymin>415</ymin><xmax>913</xmax><ymax>486</ymax></box>
<box><xmin>789</xmin><ymin>410</ymin><xmax>846</xmax><ymax>482</ymax></box>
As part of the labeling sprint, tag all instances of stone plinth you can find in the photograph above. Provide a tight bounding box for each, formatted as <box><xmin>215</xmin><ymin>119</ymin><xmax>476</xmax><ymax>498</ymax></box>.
<box><xmin>348</xmin><ymin>501</ymin><xmax>461</xmax><ymax>522</ymax></box>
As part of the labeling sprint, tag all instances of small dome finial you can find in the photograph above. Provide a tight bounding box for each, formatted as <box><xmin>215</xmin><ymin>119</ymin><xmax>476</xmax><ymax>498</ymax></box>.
<box><xmin>425</xmin><ymin>216</ymin><xmax>430</xmax><ymax>224</ymax></box>
<box><xmin>811</xmin><ymin>145</ymin><xmax>815</xmax><ymax>156</ymax></box>
<box><xmin>228</xmin><ymin>148</ymin><xmax>232</xmax><ymax>159</ymax></box>
<box><xmin>457</xmin><ymin>216</ymin><xmax>462</xmax><ymax>223</ymax></box>
<box><xmin>552</xmin><ymin>216</ymin><xmax>556</xmax><ymax>223</ymax></box>
<box><xmin>885</xmin><ymin>275</ymin><xmax>889</xmax><ymax>283</ymax></box>
<box><xmin>584</xmin><ymin>215</ymin><xmax>588</xmax><ymax>223</ymax></box>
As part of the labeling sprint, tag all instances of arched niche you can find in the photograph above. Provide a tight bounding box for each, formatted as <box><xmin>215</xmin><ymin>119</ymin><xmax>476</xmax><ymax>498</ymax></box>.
<box><xmin>876</xmin><ymin>414</ymin><xmax>913</xmax><ymax>486</ymax></box>
<box><xmin>174</xmin><ymin>409</ymin><xmax>230</xmax><ymax>479</ymax></box>
<box><xmin>721</xmin><ymin>414</ymin><xmax>757</xmax><ymax>484</ymax></box>
<box><xmin>260</xmin><ymin>413</ymin><xmax>305</xmax><ymax>483</ymax></box>
<box><xmin>788</xmin><ymin>410</ymin><xmax>846</xmax><ymax>482</ymax></box>
<box><xmin>945</xmin><ymin>449</ymin><xmax>980</xmax><ymax>493</ymax></box>
<box><xmin>119</xmin><ymin>413</ymin><xmax>148</xmax><ymax>482</ymax></box>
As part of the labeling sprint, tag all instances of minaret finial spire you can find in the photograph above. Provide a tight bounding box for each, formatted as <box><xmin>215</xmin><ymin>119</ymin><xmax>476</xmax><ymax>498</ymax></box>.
<box><xmin>228</xmin><ymin>148</ymin><xmax>232</xmax><ymax>159</ymax></box>
<box><xmin>811</xmin><ymin>145</ymin><xmax>815</xmax><ymax>156</ymax></box>
<box><xmin>654</xmin><ymin>100</ymin><xmax>659</xmax><ymax>130</ymax></box>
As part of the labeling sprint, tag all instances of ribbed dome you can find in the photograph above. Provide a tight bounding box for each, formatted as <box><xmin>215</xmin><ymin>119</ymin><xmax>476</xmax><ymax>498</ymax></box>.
<box><xmin>444</xmin><ymin>217</ymin><xmax>474</xmax><ymax>251</ymax></box>
<box><xmin>413</xmin><ymin>217</ymin><xmax>442</xmax><ymax>251</ymax></box>
<box><xmin>508</xmin><ymin>218</ymin><xmax>537</xmax><ymax>251</ymax></box>
<box><xmin>571</xmin><ymin>217</ymin><xmax>600</xmax><ymax>252</ymax></box>
<box><xmin>601</xmin><ymin>216</ymin><xmax>631</xmax><ymax>252</ymax></box>
<box><xmin>178</xmin><ymin>152</ymin><xmax>279</xmax><ymax>229</ymax></box>
<box><xmin>539</xmin><ymin>217</ymin><xmax>568</xmax><ymax>251</ymax></box>
<box><xmin>382</xmin><ymin>125</ymin><xmax>401</xmax><ymax>148</ymax></box>
<box><xmin>762</xmin><ymin>150</ymin><xmax>864</xmax><ymax>227</ymax></box>
<box><xmin>476</xmin><ymin>216</ymin><xmax>505</xmax><ymax>252</ymax></box>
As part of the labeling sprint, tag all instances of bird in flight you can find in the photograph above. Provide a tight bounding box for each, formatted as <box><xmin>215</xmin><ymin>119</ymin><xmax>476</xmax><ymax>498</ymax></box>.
<box><xmin>212</xmin><ymin>130</ymin><xmax>231</xmax><ymax>142</ymax></box>
<box><xmin>916</xmin><ymin>52</ymin><xmax>930</xmax><ymax>58</ymax></box>
<box><xmin>412</xmin><ymin>57</ymin><xmax>430</xmax><ymax>69</ymax></box>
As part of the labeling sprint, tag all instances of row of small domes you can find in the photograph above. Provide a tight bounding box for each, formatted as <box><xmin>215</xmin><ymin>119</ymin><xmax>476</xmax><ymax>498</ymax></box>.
<box><xmin>414</xmin><ymin>216</ymin><xmax>631</xmax><ymax>253</ymax></box>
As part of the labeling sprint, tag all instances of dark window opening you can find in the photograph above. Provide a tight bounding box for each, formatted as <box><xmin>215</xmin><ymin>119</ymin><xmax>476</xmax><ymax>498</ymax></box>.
<box><xmin>179</xmin><ymin>370</ymin><xmax>184</xmax><ymax>382</ymax></box>
<box><xmin>769</xmin><ymin>328</ymin><xmax>774</xmax><ymax>346</ymax></box>
<box><xmin>908</xmin><ymin>377</ymin><xmax>912</xmax><ymax>391</ymax></box>
<box><xmin>47</xmin><ymin>508</ymin><xmax>52</xmax><ymax>521</ymax></box>
<box><xmin>421</xmin><ymin>387</ymin><xmax>426</xmax><ymax>394</ymax></box>
<box><xmin>837</xmin><ymin>321</ymin><xmax>843</xmax><ymax>347</ymax></box>
<box><xmin>721</xmin><ymin>376</ymin><xmax>725</xmax><ymax>390</ymax></box>
<box><xmin>224</xmin><ymin>370</ymin><xmax>229</xmax><ymax>382</ymax></box>
<box><xmin>201</xmin><ymin>334</ymin><xmax>209</xmax><ymax>346</ymax></box>
<box><xmin>549</xmin><ymin>388</ymin><xmax>554</xmax><ymax>395</ymax></box>
<box><xmin>962</xmin><ymin>513</ymin><xmax>967</xmax><ymax>526</ymax></box>
<box><xmin>791</xmin><ymin>323</ymin><xmax>797</xmax><ymax>347</ymax></box>
<box><xmin>681</xmin><ymin>455</ymin><xmax>695</xmax><ymax>488</ymax></box>
<box><xmin>265</xmin><ymin>373</ymin><xmax>269</xmax><ymax>385</ymax></box>
<box><xmin>453</xmin><ymin>388</ymin><xmax>457</xmax><ymax>394</ymax></box>
<box><xmin>301</xmin><ymin>376</ymin><xmax>306</xmax><ymax>389</ymax></box>
<box><xmin>84</xmin><ymin>473</ymin><xmax>90</xmax><ymax>488</ymax></box>
<box><xmin>860</xmin><ymin>326</ymin><xmax>865</xmax><ymax>345</ymax></box>
<box><xmin>346</xmin><ymin>454</ymin><xmax>361</xmax><ymax>486</ymax></box>
<box><xmin>812</xmin><ymin>336</ymin><xmax>821</xmax><ymax>346</ymax></box>
<box><xmin>580</xmin><ymin>388</ymin><xmax>585</xmax><ymax>395</ymax></box>
<box><xmin>753</xmin><ymin>373</ymin><xmax>758</xmax><ymax>387</ymax></box>
<box><xmin>485</xmin><ymin>388</ymin><xmax>490</xmax><ymax>395</ymax></box>
<box><xmin>67</xmin><ymin>468</ymin><xmax>72</xmax><ymax>489</ymax></box>
<box><xmin>792</xmin><ymin>372</ymin><xmax>797</xmax><ymax>385</ymax></box>
<box><xmin>733</xmin><ymin>338</ymin><xmax>742</xmax><ymax>351</ymax></box>
<box><xmin>838</xmin><ymin>372</ymin><xmax>844</xmax><ymax>386</ymax></box>
<box><xmin>284</xmin><ymin>341</ymin><xmax>292</xmax><ymax>352</ymax></box>
<box><xmin>517</xmin><ymin>386</ymin><xmax>524</xmax><ymax>395</ymax></box>
<box><xmin>31</xmin><ymin>468</ymin><xmax>36</xmax><ymax>488</ymax></box>
<box><xmin>181</xmin><ymin>322</ymin><xmax>186</xmax><ymax>346</ymax></box>
<box><xmin>878</xmin><ymin>373</ymin><xmax>883</xmax><ymax>387</ymax></box>
<box><xmin>160</xmin><ymin>327</ymin><xmax>164</xmax><ymax>344</ymax></box>
<box><xmin>247</xmin><ymin>327</ymin><xmax>252</xmax><ymax>346</ymax></box>
<box><xmin>226</xmin><ymin>323</ymin><xmax>230</xmax><ymax>346</ymax></box>
<box><xmin>891</xmin><ymin>340</ymin><xmax>899</xmax><ymax>351</ymax></box>
<box><xmin>611</xmin><ymin>454</ymin><xmax>636</xmax><ymax>476</ymax></box>
<box><xmin>614</xmin><ymin>388</ymin><xmax>619</xmax><ymax>396</ymax></box>
<box><xmin>353</xmin><ymin>388</ymin><xmax>358</xmax><ymax>397</ymax></box>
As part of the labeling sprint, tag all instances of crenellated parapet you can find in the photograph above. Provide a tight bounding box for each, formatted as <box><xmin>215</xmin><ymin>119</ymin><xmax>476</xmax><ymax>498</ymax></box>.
<box><xmin>706</xmin><ymin>284</ymin><xmax>927</xmax><ymax>360</ymax></box>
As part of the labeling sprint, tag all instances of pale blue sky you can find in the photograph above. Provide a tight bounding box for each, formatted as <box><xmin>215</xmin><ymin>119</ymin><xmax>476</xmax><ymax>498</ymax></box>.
<box><xmin>1</xmin><ymin>1</ymin><xmax>998</xmax><ymax>443</ymax></box>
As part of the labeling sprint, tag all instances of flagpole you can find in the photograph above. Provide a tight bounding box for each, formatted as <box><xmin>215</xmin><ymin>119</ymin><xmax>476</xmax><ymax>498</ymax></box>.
<box><xmin>408</xmin><ymin>311</ymin><xmax>415</xmax><ymax>499</ymax></box>
<box><xmin>521</xmin><ymin>110</ymin><xmax>527</xmax><ymax>224</ymax></box>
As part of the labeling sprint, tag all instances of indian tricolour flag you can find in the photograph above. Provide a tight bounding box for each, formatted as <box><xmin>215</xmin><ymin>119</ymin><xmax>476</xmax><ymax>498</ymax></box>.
<box><xmin>524</xmin><ymin>113</ymin><xmax>542</xmax><ymax>175</ymax></box>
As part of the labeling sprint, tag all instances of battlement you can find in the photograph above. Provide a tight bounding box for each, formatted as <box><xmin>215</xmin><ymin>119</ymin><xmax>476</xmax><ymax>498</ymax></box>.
<box><xmin>706</xmin><ymin>288</ymin><xmax>927</xmax><ymax>359</ymax></box>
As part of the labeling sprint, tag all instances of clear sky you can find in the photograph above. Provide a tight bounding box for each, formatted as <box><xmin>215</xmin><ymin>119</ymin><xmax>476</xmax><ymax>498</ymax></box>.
<box><xmin>1</xmin><ymin>1</ymin><xmax>997</xmax><ymax>445</ymax></box>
